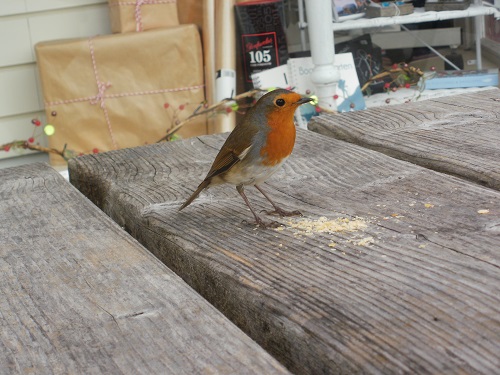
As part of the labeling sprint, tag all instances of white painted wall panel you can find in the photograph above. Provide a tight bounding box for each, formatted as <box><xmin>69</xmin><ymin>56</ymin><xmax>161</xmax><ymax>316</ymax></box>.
<box><xmin>0</xmin><ymin>19</ymin><xmax>32</xmax><ymax>67</ymax></box>
<box><xmin>0</xmin><ymin>0</ymin><xmax>107</xmax><ymax>17</ymax></box>
<box><xmin>0</xmin><ymin>1</ymin><xmax>27</xmax><ymax>17</ymax></box>
<box><xmin>29</xmin><ymin>5</ymin><xmax>111</xmax><ymax>47</ymax></box>
<box><xmin>0</xmin><ymin>65</ymin><xmax>40</xmax><ymax>117</ymax></box>
<box><xmin>26</xmin><ymin>0</ymin><xmax>107</xmax><ymax>13</ymax></box>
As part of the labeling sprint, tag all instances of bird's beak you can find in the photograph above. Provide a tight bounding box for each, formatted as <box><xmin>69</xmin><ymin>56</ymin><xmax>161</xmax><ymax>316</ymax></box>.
<box><xmin>296</xmin><ymin>97</ymin><xmax>314</xmax><ymax>105</ymax></box>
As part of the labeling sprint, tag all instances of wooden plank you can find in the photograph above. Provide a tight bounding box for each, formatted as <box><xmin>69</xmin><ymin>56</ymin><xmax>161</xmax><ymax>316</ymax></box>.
<box><xmin>68</xmin><ymin>130</ymin><xmax>500</xmax><ymax>374</ymax></box>
<box><xmin>0</xmin><ymin>163</ymin><xmax>289</xmax><ymax>375</ymax></box>
<box><xmin>309</xmin><ymin>88</ymin><xmax>500</xmax><ymax>190</ymax></box>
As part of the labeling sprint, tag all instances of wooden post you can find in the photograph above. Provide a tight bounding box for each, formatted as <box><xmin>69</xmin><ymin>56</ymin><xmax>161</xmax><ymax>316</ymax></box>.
<box><xmin>203</xmin><ymin>0</ymin><xmax>217</xmax><ymax>134</ymax></box>
<box><xmin>214</xmin><ymin>0</ymin><xmax>237</xmax><ymax>132</ymax></box>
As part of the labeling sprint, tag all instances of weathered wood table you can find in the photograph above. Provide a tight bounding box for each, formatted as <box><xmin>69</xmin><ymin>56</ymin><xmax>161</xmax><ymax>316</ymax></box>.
<box><xmin>69</xmin><ymin>105</ymin><xmax>500</xmax><ymax>375</ymax></box>
<box><xmin>310</xmin><ymin>88</ymin><xmax>500</xmax><ymax>190</ymax></box>
<box><xmin>0</xmin><ymin>164</ymin><xmax>289</xmax><ymax>374</ymax></box>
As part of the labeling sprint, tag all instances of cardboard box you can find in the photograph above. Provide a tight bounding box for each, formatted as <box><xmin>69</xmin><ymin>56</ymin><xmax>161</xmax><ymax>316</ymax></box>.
<box><xmin>108</xmin><ymin>0</ymin><xmax>179</xmax><ymax>33</ymax></box>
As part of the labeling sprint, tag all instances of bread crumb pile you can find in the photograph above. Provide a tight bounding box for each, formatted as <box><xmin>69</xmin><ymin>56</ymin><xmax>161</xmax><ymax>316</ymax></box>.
<box><xmin>283</xmin><ymin>216</ymin><xmax>367</xmax><ymax>234</ymax></box>
<box><xmin>274</xmin><ymin>216</ymin><xmax>374</xmax><ymax>248</ymax></box>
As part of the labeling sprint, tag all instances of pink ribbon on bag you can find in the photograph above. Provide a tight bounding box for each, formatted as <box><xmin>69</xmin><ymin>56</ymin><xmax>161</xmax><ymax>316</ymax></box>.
<box><xmin>110</xmin><ymin>0</ymin><xmax>176</xmax><ymax>32</ymax></box>
<box><xmin>87</xmin><ymin>39</ymin><xmax>116</xmax><ymax>147</ymax></box>
<box><xmin>44</xmin><ymin>37</ymin><xmax>204</xmax><ymax>150</ymax></box>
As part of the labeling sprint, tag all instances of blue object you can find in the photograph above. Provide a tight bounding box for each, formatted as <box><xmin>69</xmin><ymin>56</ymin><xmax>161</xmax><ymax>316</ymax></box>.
<box><xmin>423</xmin><ymin>70</ymin><xmax>499</xmax><ymax>90</ymax></box>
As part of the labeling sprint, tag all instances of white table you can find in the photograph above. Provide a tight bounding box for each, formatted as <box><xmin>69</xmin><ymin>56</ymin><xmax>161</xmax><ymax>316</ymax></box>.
<box><xmin>331</xmin><ymin>4</ymin><xmax>499</xmax><ymax>31</ymax></box>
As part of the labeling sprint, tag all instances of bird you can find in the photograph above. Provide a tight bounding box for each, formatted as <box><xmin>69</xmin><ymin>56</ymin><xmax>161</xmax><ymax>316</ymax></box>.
<box><xmin>179</xmin><ymin>88</ymin><xmax>313</xmax><ymax>228</ymax></box>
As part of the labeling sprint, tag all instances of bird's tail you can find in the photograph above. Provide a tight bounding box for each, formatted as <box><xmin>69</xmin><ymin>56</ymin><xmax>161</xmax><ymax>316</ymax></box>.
<box><xmin>179</xmin><ymin>179</ymin><xmax>210</xmax><ymax>211</ymax></box>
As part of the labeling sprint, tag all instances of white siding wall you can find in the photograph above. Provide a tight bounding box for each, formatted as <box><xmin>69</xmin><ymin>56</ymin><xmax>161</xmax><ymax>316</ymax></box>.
<box><xmin>0</xmin><ymin>0</ymin><xmax>111</xmax><ymax>168</ymax></box>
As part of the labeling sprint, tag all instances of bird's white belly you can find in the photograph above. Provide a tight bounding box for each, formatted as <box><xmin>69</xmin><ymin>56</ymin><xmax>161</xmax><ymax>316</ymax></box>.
<box><xmin>221</xmin><ymin>157</ymin><xmax>287</xmax><ymax>186</ymax></box>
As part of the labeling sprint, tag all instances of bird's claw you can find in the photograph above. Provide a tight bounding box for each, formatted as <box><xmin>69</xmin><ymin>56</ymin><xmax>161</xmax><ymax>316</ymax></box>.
<box><xmin>242</xmin><ymin>218</ymin><xmax>281</xmax><ymax>229</ymax></box>
<box><xmin>262</xmin><ymin>220</ymin><xmax>281</xmax><ymax>229</ymax></box>
<box><xmin>266</xmin><ymin>208</ymin><xmax>302</xmax><ymax>218</ymax></box>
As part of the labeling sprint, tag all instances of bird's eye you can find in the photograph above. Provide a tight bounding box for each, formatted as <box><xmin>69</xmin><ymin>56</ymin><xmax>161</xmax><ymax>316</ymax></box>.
<box><xmin>275</xmin><ymin>98</ymin><xmax>285</xmax><ymax>107</ymax></box>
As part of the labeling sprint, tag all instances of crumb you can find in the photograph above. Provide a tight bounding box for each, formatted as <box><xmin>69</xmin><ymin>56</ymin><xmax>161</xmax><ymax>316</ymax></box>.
<box><xmin>356</xmin><ymin>237</ymin><xmax>374</xmax><ymax>247</ymax></box>
<box><xmin>283</xmin><ymin>216</ymin><xmax>367</xmax><ymax>234</ymax></box>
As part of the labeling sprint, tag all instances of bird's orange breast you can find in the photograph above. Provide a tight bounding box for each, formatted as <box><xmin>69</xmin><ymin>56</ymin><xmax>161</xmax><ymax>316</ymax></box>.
<box><xmin>259</xmin><ymin>106</ymin><xmax>297</xmax><ymax>166</ymax></box>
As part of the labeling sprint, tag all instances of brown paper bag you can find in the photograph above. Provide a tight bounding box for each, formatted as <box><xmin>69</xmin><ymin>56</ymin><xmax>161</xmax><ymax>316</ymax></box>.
<box><xmin>35</xmin><ymin>26</ymin><xmax>206</xmax><ymax>165</ymax></box>
<box><xmin>177</xmin><ymin>0</ymin><xmax>203</xmax><ymax>29</ymax></box>
<box><xmin>108</xmin><ymin>0</ymin><xmax>179</xmax><ymax>33</ymax></box>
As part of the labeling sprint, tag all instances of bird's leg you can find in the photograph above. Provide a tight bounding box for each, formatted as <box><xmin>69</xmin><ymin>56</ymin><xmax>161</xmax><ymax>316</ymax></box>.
<box><xmin>236</xmin><ymin>185</ymin><xmax>279</xmax><ymax>228</ymax></box>
<box><xmin>254</xmin><ymin>184</ymin><xmax>302</xmax><ymax>217</ymax></box>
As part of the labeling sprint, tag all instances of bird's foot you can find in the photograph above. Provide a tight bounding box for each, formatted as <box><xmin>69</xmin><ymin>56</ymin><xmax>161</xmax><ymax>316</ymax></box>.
<box><xmin>266</xmin><ymin>208</ymin><xmax>302</xmax><ymax>218</ymax></box>
<box><xmin>243</xmin><ymin>218</ymin><xmax>281</xmax><ymax>229</ymax></box>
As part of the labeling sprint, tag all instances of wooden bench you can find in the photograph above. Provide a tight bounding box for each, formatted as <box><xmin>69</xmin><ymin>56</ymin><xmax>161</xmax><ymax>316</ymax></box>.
<box><xmin>68</xmin><ymin>118</ymin><xmax>500</xmax><ymax>373</ymax></box>
<box><xmin>309</xmin><ymin>88</ymin><xmax>500</xmax><ymax>191</ymax></box>
<box><xmin>0</xmin><ymin>163</ymin><xmax>289</xmax><ymax>374</ymax></box>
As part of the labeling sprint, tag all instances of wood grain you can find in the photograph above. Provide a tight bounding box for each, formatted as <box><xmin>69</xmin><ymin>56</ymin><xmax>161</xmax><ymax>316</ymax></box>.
<box><xmin>309</xmin><ymin>88</ymin><xmax>500</xmax><ymax>190</ymax></box>
<box><xmin>0</xmin><ymin>163</ymin><xmax>289</xmax><ymax>375</ymax></box>
<box><xmin>69</xmin><ymin>129</ymin><xmax>500</xmax><ymax>374</ymax></box>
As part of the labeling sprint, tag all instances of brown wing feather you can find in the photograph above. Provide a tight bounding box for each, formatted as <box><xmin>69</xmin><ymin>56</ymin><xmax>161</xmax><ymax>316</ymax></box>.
<box><xmin>205</xmin><ymin>123</ymin><xmax>257</xmax><ymax>179</ymax></box>
<box><xmin>178</xmin><ymin>179</ymin><xmax>210</xmax><ymax>211</ymax></box>
<box><xmin>179</xmin><ymin>148</ymin><xmax>242</xmax><ymax>211</ymax></box>
<box><xmin>179</xmin><ymin>121</ymin><xmax>258</xmax><ymax>211</ymax></box>
<box><xmin>205</xmin><ymin>147</ymin><xmax>241</xmax><ymax>179</ymax></box>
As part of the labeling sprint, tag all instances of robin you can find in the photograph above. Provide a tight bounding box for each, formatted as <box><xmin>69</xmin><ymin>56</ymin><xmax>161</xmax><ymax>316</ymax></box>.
<box><xmin>179</xmin><ymin>89</ymin><xmax>313</xmax><ymax>228</ymax></box>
